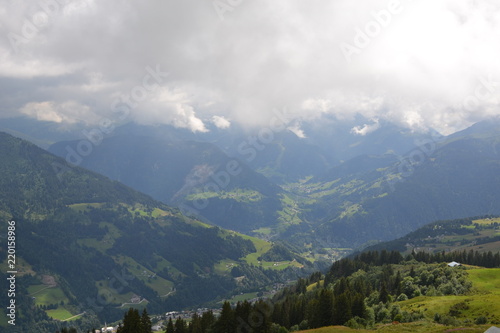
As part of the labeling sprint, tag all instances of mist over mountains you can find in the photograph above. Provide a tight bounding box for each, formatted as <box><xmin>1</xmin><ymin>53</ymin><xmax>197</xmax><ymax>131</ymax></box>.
<box><xmin>4</xmin><ymin>115</ymin><xmax>500</xmax><ymax>248</ymax></box>
<box><xmin>1</xmin><ymin>114</ymin><xmax>500</xmax><ymax>331</ymax></box>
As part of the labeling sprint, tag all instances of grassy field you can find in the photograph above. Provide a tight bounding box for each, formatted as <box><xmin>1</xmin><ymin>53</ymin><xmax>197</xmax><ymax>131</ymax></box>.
<box><xmin>230</xmin><ymin>292</ymin><xmax>259</xmax><ymax>302</ymax></box>
<box><xmin>300</xmin><ymin>267</ymin><xmax>500</xmax><ymax>333</ymax></box>
<box><xmin>186</xmin><ymin>189</ymin><xmax>264</xmax><ymax>203</ymax></box>
<box><xmin>297</xmin><ymin>322</ymin><xmax>491</xmax><ymax>333</ymax></box>
<box><xmin>113</xmin><ymin>255</ymin><xmax>174</xmax><ymax>296</ymax></box>
<box><xmin>46</xmin><ymin>307</ymin><xmax>75</xmax><ymax>321</ymax></box>
<box><xmin>67</xmin><ymin>202</ymin><xmax>104</xmax><ymax>212</ymax></box>
<box><xmin>473</xmin><ymin>217</ymin><xmax>500</xmax><ymax>225</ymax></box>
<box><xmin>238</xmin><ymin>233</ymin><xmax>272</xmax><ymax>265</ymax></box>
<box><xmin>28</xmin><ymin>285</ymin><xmax>69</xmax><ymax>307</ymax></box>
<box><xmin>398</xmin><ymin>268</ymin><xmax>500</xmax><ymax>323</ymax></box>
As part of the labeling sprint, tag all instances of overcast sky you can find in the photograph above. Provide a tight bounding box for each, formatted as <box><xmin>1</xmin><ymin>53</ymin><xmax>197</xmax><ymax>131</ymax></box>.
<box><xmin>1</xmin><ymin>0</ymin><xmax>500</xmax><ymax>135</ymax></box>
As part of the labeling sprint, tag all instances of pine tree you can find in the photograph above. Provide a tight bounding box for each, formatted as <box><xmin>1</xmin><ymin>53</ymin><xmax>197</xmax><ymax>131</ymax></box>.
<box><xmin>117</xmin><ymin>308</ymin><xmax>142</xmax><ymax>333</ymax></box>
<box><xmin>189</xmin><ymin>313</ymin><xmax>203</xmax><ymax>333</ymax></box>
<box><xmin>214</xmin><ymin>301</ymin><xmax>235</xmax><ymax>333</ymax></box>
<box><xmin>333</xmin><ymin>293</ymin><xmax>352</xmax><ymax>325</ymax></box>
<box><xmin>174</xmin><ymin>317</ymin><xmax>187</xmax><ymax>333</ymax></box>
<box><xmin>141</xmin><ymin>309</ymin><xmax>152</xmax><ymax>333</ymax></box>
<box><xmin>200</xmin><ymin>310</ymin><xmax>215</xmax><ymax>332</ymax></box>
<box><xmin>318</xmin><ymin>289</ymin><xmax>334</xmax><ymax>327</ymax></box>
<box><xmin>379</xmin><ymin>282</ymin><xmax>390</xmax><ymax>304</ymax></box>
<box><xmin>166</xmin><ymin>318</ymin><xmax>174</xmax><ymax>333</ymax></box>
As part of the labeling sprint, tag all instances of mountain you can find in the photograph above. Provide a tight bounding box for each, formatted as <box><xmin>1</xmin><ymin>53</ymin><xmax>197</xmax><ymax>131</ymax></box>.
<box><xmin>48</xmin><ymin>134</ymin><xmax>284</xmax><ymax>233</ymax></box>
<box><xmin>0</xmin><ymin>116</ymin><xmax>82</xmax><ymax>148</ymax></box>
<box><xmin>210</xmin><ymin>116</ymin><xmax>436</xmax><ymax>183</ymax></box>
<box><xmin>296</xmin><ymin>121</ymin><xmax>500</xmax><ymax>248</ymax></box>
<box><xmin>362</xmin><ymin>215</ymin><xmax>500</xmax><ymax>255</ymax></box>
<box><xmin>0</xmin><ymin>132</ymin><xmax>317</xmax><ymax>332</ymax></box>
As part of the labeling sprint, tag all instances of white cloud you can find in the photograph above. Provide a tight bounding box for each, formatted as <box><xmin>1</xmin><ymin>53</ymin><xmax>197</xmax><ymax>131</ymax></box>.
<box><xmin>212</xmin><ymin>115</ymin><xmax>231</xmax><ymax>129</ymax></box>
<box><xmin>287</xmin><ymin>122</ymin><xmax>307</xmax><ymax>138</ymax></box>
<box><xmin>1</xmin><ymin>0</ymin><xmax>500</xmax><ymax>134</ymax></box>
<box><xmin>19</xmin><ymin>100</ymin><xmax>98</xmax><ymax>124</ymax></box>
<box><xmin>351</xmin><ymin>119</ymin><xmax>380</xmax><ymax>136</ymax></box>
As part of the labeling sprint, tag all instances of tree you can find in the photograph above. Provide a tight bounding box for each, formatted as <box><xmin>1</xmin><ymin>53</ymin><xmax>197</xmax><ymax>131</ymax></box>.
<box><xmin>189</xmin><ymin>313</ymin><xmax>203</xmax><ymax>333</ymax></box>
<box><xmin>333</xmin><ymin>293</ymin><xmax>352</xmax><ymax>325</ymax></box>
<box><xmin>201</xmin><ymin>310</ymin><xmax>215</xmax><ymax>332</ymax></box>
<box><xmin>214</xmin><ymin>301</ymin><xmax>235</xmax><ymax>333</ymax></box>
<box><xmin>141</xmin><ymin>309</ymin><xmax>152</xmax><ymax>333</ymax></box>
<box><xmin>318</xmin><ymin>289</ymin><xmax>334</xmax><ymax>327</ymax></box>
<box><xmin>379</xmin><ymin>282</ymin><xmax>390</xmax><ymax>304</ymax></box>
<box><xmin>174</xmin><ymin>317</ymin><xmax>187</xmax><ymax>333</ymax></box>
<box><xmin>117</xmin><ymin>308</ymin><xmax>151</xmax><ymax>333</ymax></box>
<box><xmin>117</xmin><ymin>308</ymin><xmax>142</xmax><ymax>333</ymax></box>
<box><xmin>166</xmin><ymin>318</ymin><xmax>174</xmax><ymax>333</ymax></box>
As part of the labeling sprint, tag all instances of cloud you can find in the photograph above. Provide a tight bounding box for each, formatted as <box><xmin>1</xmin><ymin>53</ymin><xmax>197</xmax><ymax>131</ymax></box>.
<box><xmin>212</xmin><ymin>115</ymin><xmax>231</xmax><ymax>129</ymax></box>
<box><xmin>287</xmin><ymin>122</ymin><xmax>307</xmax><ymax>138</ymax></box>
<box><xmin>351</xmin><ymin>119</ymin><xmax>380</xmax><ymax>136</ymax></box>
<box><xmin>1</xmin><ymin>0</ymin><xmax>500</xmax><ymax>135</ymax></box>
<box><xmin>19</xmin><ymin>100</ymin><xmax>99</xmax><ymax>124</ymax></box>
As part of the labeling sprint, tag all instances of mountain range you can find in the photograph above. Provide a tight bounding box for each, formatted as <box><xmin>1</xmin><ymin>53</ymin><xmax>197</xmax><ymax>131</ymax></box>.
<box><xmin>1</xmin><ymin>115</ymin><xmax>500</xmax><ymax>331</ymax></box>
<box><xmin>0</xmin><ymin>132</ymin><xmax>321</xmax><ymax>332</ymax></box>
<box><xmin>38</xmin><ymin>117</ymin><xmax>500</xmax><ymax>249</ymax></box>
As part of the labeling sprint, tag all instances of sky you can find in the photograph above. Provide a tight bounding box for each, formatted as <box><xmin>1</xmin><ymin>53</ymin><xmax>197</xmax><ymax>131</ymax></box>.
<box><xmin>1</xmin><ymin>0</ymin><xmax>500</xmax><ymax>135</ymax></box>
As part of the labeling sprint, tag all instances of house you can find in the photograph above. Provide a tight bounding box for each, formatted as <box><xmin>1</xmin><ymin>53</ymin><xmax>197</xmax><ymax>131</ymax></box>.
<box><xmin>485</xmin><ymin>326</ymin><xmax>500</xmax><ymax>333</ymax></box>
<box><xmin>100</xmin><ymin>323</ymin><xmax>115</xmax><ymax>332</ymax></box>
<box><xmin>447</xmin><ymin>261</ymin><xmax>461</xmax><ymax>267</ymax></box>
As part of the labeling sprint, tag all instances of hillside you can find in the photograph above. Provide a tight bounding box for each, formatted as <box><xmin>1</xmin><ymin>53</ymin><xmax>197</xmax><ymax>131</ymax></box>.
<box><xmin>6</xmin><ymin>117</ymin><xmax>500</xmax><ymax>253</ymax></box>
<box><xmin>0</xmin><ymin>132</ymin><xmax>318</xmax><ymax>332</ymax></box>
<box><xmin>362</xmin><ymin>216</ymin><xmax>500</xmax><ymax>255</ymax></box>
<box><xmin>295</xmin><ymin>266</ymin><xmax>500</xmax><ymax>333</ymax></box>
<box><xmin>289</xmin><ymin>123</ymin><xmax>500</xmax><ymax>248</ymax></box>
<box><xmin>48</xmin><ymin>134</ymin><xmax>285</xmax><ymax>234</ymax></box>
<box><xmin>186</xmin><ymin>248</ymin><xmax>500</xmax><ymax>333</ymax></box>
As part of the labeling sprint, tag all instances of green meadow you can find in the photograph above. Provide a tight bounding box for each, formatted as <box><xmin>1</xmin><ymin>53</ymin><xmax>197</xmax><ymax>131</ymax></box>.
<box><xmin>300</xmin><ymin>267</ymin><xmax>500</xmax><ymax>333</ymax></box>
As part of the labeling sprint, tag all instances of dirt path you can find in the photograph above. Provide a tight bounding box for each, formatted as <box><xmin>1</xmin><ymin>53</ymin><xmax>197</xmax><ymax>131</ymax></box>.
<box><xmin>61</xmin><ymin>312</ymin><xmax>86</xmax><ymax>321</ymax></box>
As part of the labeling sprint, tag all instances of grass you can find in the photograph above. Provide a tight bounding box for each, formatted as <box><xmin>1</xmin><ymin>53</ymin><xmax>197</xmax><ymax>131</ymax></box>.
<box><xmin>186</xmin><ymin>189</ymin><xmax>264</xmax><ymax>203</ymax></box>
<box><xmin>29</xmin><ymin>285</ymin><xmax>69</xmax><ymax>307</ymax></box>
<box><xmin>277</xmin><ymin>194</ymin><xmax>303</xmax><ymax>225</ymax></box>
<box><xmin>214</xmin><ymin>259</ymin><xmax>239</xmax><ymax>275</ymax></box>
<box><xmin>95</xmin><ymin>279</ymin><xmax>137</xmax><ymax>305</ymax></box>
<box><xmin>113</xmin><ymin>255</ymin><xmax>174</xmax><ymax>296</ymax></box>
<box><xmin>67</xmin><ymin>202</ymin><xmax>104</xmax><ymax>212</ymax></box>
<box><xmin>302</xmin><ymin>268</ymin><xmax>500</xmax><ymax>333</ymax></box>
<box><xmin>238</xmin><ymin>233</ymin><xmax>272</xmax><ymax>266</ymax></box>
<box><xmin>297</xmin><ymin>322</ymin><xmax>491</xmax><ymax>333</ymax></box>
<box><xmin>398</xmin><ymin>268</ymin><xmax>500</xmax><ymax>324</ymax></box>
<box><xmin>472</xmin><ymin>217</ymin><xmax>500</xmax><ymax>225</ymax></box>
<box><xmin>253</xmin><ymin>227</ymin><xmax>273</xmax><ymax>235</ymax></box>
<box><xmin>230</xmin><ymin>292</ymin><xmax>259</xmax><ymax>302</ymax></box>
<box><xmin>0</xmin><ymin>256</ymin><xmax>35</xmax><ymax>276</ymax></box>
<box><xmin>46</xmin><ymin>307</ymin><xmax>75</xmax><ymax>321</ymax></box>
<box><xmin>119</xmin><ymin>300</ymin><xmax>149</xmax><ymax>310</ymax></box>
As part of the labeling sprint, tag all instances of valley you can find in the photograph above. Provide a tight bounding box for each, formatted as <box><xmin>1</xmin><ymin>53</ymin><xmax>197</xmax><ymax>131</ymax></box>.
<box><xmin>1</xmin><ymin>117</ymin><xmax>500</xmax><ymax>332</ymax></box>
